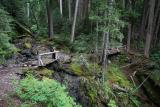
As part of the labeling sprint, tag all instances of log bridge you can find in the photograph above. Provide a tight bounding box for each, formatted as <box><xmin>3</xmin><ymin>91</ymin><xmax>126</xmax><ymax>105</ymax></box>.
<box><xmin>97</xmin><ymin>46</ymin><xmax>125</xmax><ymax>55</ymax></box>
<box><xmin>37</xmin><ymin>46</ymin><xmax>125</xmax><ymax>66</ymax></box>
<box><xmin>38</xmin><ymin>51</ymin><xmax>60</xmax><ymax>66</ymax></box>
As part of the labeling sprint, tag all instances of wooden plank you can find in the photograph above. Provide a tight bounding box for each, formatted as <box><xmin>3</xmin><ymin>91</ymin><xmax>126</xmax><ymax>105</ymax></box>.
<box><xmin>38</xmin><ymin>51</ymin><xmax>60</xmax><ymax>66</ymax></box>
<box><xmin>39</xmin><ymin>51</ymin><xmax>60</xmax><ymax>56</ymax></box>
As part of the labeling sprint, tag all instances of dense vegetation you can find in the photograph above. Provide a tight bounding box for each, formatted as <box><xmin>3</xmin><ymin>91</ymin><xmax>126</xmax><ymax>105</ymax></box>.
<box><xmin>0</xmin><ymin>0</ymin><xmax>160</xmax><ymax>107</ymax></box>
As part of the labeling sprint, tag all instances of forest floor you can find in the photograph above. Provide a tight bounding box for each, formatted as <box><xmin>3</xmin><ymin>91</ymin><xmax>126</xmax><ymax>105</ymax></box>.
<box><xmin>0</xmin><ymin>66</ymin><xmax>22</xmax><ymax>107</ymax></box>
<box><xmin>0</xmin><ymin>37</ymin><xmax>159</xmax><ymax>107</ymax></box>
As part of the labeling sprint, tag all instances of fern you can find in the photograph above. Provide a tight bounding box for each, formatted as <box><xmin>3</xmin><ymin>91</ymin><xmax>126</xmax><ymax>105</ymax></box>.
<box><xmin>16</xmin><ymin>75</ymin><xmax>81</xmax><ymax>107</ymax></box>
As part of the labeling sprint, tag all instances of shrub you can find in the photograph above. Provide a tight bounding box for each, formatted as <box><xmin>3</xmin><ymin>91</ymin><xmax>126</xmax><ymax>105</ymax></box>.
<box><xmin>108</xmin><ymin>99</ymin><xmax>117</xmax><ymax>107</ymax></box>
<box><xmin>0</xmin><ymin>8</ymin><xmax>17</xmax><ymax>62</ymax></box>
<box><xmin>0</xmin><ymin>33</ymin><xmax>17</xmax><ymax>59</ymax></box>
<box><xmin>107</xmin><ymin>64</ymin><xmax>132</xmax><ymax>89</ymax></box>
<box><xmin>16</xmin><ymin>75</ymin><xmax>81</xmax><ymax>107</ymax></box>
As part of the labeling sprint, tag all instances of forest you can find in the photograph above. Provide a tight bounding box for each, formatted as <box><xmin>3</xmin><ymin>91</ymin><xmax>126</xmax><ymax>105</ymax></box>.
<box><xmin>0</xmin><ymin>0</ymin><xmax>160</xmax><ymax>107</ymax></box>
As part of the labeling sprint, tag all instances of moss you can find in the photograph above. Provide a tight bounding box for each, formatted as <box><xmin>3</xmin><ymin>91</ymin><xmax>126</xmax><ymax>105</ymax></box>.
<box><xmin>108</xmin><ymin>99</ymin><xmax>117</xmax><ymax>107</ymax></box>
<box><xmin>35</xmin><ymin>67</ymin><xmax>53</xmax><ymax>77</ymax></box>
<box><xmin>85</xmin><ymin>78</ymin><xmax>99</xmax><ymax>104</ymax></box>
<box><xmin>69</xmin><ymin>63</ymin><xmax>83</xmax><ymax>76</ymax></box>
<box><xmin>24</xmin><ymin>42</ymin><xmax>32</xmax><ymax>49</ymax></box>
<box><xmin>87</xmin><ymin>87</ymin><xmax>97</xmax><ymax>103</ymax></box>
<box><xmin>21</xmin><ymin>67</ymin><xmax>54</xmax><ymax>78</ymax></box>
<box><xmin>107</xmin><ymin>64</ymin><xmax>132</xmax><ymax>89</ymax></box>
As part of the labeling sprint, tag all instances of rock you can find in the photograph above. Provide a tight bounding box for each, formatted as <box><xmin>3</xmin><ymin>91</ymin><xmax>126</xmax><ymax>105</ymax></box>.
<box><xmin>20</xmin><ymin>49</ymin><xmax>34</xmax><ymax>58</ymax></box>
<box><xmin>24</xmin><ymin>42</ymin><xmax>32</xmax><ymax>49</ymax></box>
<box><xmin>56</xmin><ymin>52</ymin><xmax>71</xmax><ymax>63</ymax></box>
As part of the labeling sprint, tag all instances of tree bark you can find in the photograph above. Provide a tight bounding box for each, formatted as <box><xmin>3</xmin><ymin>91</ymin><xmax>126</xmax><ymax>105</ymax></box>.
<box><xmin>59</xmin><ymin>0</ymin><xmax>63</xmax><ymax>17</ymax></box>
<box><xmin>102</xmin><ymin>32</ymin><xmax>109</xmax><ymax>70</ymax></box>
<box><xmin>27</xmin><ymin>2</ymin><xmax>30</xmax><ymax>18</ymax></box>
<box><xmin>68</xmin><ymin>0</ymin><xmax>71</xmax><ymax>21</ymax></box>
<box><xmin>96</xmin><ymin>21</ymin><xmax>99</xmax><ymax>53</ymax></box>
<box><xmin>102</xmin><ymin>32</ymin><xmax>109</xmax><ymax>83</ymax></box>
<box><xmin>71</xmin><ymin>0</ymin><xmax>79</xmax><ymax>43</ymax></box>
<box><xmin>144</xmin><ymin>0</ymin><xmax>155</xmax><ymax>58</ymax></box>
<box><xmin>46</xmin><ymin>0</ymin><xmax>54</xmax><ymax>38</ymax></box>
<box><xmin>127</xmin><ymin>23</ymin><xmax>132</xmax><ymax>52</ymax></box>
<box><xmin>139</xmin><ymin>0</ymin><xmax>149</xmax><ymax>46</ymax></box>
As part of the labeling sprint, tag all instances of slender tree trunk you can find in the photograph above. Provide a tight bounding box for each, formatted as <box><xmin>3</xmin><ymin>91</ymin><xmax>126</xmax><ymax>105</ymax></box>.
<box><xmin>101</xmin><ymin>0</ymin><xmax>113</xmax><ymax>83</ymax></box>
<box><xmin>46</xmin><ymin>0</ymin><xmax>54</xmax><ymax>38</ymax></box>
<box><xmin>126</xmin><ymin>0</ymin><xmax>132</xmax><ymax>52</ymax></box>
<box><xmin>139</xmin><ymin>0</ymin><xmax>148</xmax><ymax>48</ymax></box>
<box><xmin>152</xmin><ymin>1</ymin><xmax>160</xmax><ymax>47</ymax></box>
<box><xmin>27</xmin><ymin>2</ymin><xmax>30</xmax><ymax>18</ymax></box>
<box><xmin>96</xmin><ymin>21</ymin><xmax>99</xmax><ymax>53</ymax></box>
<box><xmin>71</xmin><ymin>0</ymin><xmax>79</xmax><ymax>43</ymax></box>
<box><xmin>102</xmin><ymin>32</ymin><xmax>109</xmax><ymax>83</ymax></box>
<box><xmin>144</xmin><ymin>0</ymin><xmax>155</xmax><ymax>58</ymax></box>
<box><xmin>68</xmin><ymin>0</ymin><xmax>71</xmax><ymax>21</ymax></box>
<box><xmin>122</xmin><ymin>0</ymin><xmax>125</xmax><ymax>8</ymax></box>
<box><xmin>127</xmin><ymin>23</ymin><xmax>132</xmax><ymax>52</ymax></box>
<box><xmin>102</xmin><ymin>32</ymin><xmax>109</xmax><ymax>70</ymax></box>
<box><xmin>154</xmin><ymin>14</ymin><xmax>160</xmax><ymax>46</ymax></box>
<box><xmin>59</xmin><ymin>0</ymin><xmax>63</xmax><ymax>16</ymax></box>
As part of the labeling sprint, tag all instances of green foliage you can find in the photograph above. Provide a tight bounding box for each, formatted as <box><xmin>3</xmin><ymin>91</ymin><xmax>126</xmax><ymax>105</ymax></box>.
<box><xmin>0</xmin><ymin>0</ymin><xmax>27</xmax><ymax>23</ymax></box>
<box><xmin>108</xmin><ymin>99</ymin><xmax>117</xmax><ymax>107</ymax></box>
<box><xmin>0</xmin><ymin>8</ymin><xmax>17</xmax><ymax>62</ymax></box>
<box><xmin>150</xmin><ymin>51</ymin><xmax>160</xmax><ymax>85</ymax></box>
<box><xmin>72</xmin><ymin>34</ymin><xmax>97</xmax><ymax>53</ymax></box>
<box><xmin>69</xmin><ymin>55</ymin><xmax>102</xmax><ymax>76</ymax></box>
<box><xmin>16</xmin><ymin>75</ymin><xmax>81</xmax><ymax>107</ymax></box>
<box><xmin>103</xmin><ymin>82</ymin><xmax>112</xmax><ymax>96</ymax></box>
<box><xmin>89</xmin><ymin>0</ymin><xmax>125</xmax><ymax>47</ymax></box>
<box><xmin>69</xmin><ymin>63</ymin><xmax>83</xmax><ymax>76</ymax></box>
<box><xmin>24</xmin><ymin>67</ymin><xmax>54</xmax><ymax>78</ymax></box>
<box><xmin>107</xmin><ymin>64</ymin><xmax>132</xmax><ymax>89</ymax></box>
<box><xmin>0</xmin><ymin>8</ymin><xmax>13</xmax><ymax>31</ymax></box>
<box><xmin>151</xmin><ymin>50</ymin><xmax>160</xmax><ymax>62</ymax></box>
<box><xmin>0</xmin><ymin>33</ymin><xmax>17</xmax><ymax>61</ymax></box>
<box><xmin>118</xmin><ymin>92</ymin><xmax>141</xmax><ymax>107</ymax></box>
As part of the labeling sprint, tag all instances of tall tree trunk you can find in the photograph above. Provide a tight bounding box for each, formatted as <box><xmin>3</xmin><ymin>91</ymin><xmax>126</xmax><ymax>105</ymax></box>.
<box><xmin>139</xmin><ymin>0</ymin><xmax>148</xmax><ymax>48</ymax></box>
<box><xmin>102</xmin><ymin>32</ymin><xmax>109</xmax><ymax>83</ymax></box>
<box><xmin>27</xmin><ymin>2</ymin><xmax>30</xmax><ymax>19</ymax></box>
<box><xmin>68</xmin><ymin>0</ymin><xmax>71</xmax><ymax>21</ymax></box>
<box><xmin>46</xmin><ymin>0</ymin><xmax>54</xmax><ymax>38</ymax></box>
<box><xmin>144</xmin><ymin>0</ymin><xmax>155</xmax><ymax>58</ymax></box>
<box><xmin>71</xmin><ymin>0</ymin><xmax>79</xmax><ymax>43</ymax></box>
<box><xmin>102</xmin><ymin>32</ymin><xmax>109</xmax><ymax>70</ymax></box>
<box><xmin>59</xmin><ymin>0</ymin><xmax>63</xmax><ymax>17</ymax></box>
<box><xmin>126</xmin><ymin>0</ymin><xmax>132</xmax><ymax>52</ymax></box>
<box><xmin>95</xmin><ymin>21</ymin><xmax>99</xmax><ymax>53</ymax></box>
<box><xmin>152</xmin><ymin>1</ymin><xmax>160</xmax><ymax>47</ymax></box>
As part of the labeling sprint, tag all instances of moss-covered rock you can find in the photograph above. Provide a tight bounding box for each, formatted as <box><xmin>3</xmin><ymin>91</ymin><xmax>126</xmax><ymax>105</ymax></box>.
<box><xmin>68</xmin><ymin>63</ymin><xmax>84</xmax><ymax>76</ymax></box>
<box><xmin>20</xmin><ymin>67</ymin><xmax>54</xmax><ymax>78</ymax></box>
<box><xmin>24</xmin><ymin>42</ymin><xmax>32</xmax><ymax>49</ymax></box>
<box><xmin>34</xmin><ymin>67</ymin><xmax>54</xmax><ymax>77</ymax></box>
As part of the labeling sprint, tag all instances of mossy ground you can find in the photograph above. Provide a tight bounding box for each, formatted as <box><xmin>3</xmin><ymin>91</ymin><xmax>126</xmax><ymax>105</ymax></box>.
<box><xmin>22</xmin><ymin>67</ymin><xmax>54</xmax><ymax>78</ymax></box>
<box><xmin>107</xmin><ymin>64</ymin><xmax>133</xmax><ymax>89</ymax></box>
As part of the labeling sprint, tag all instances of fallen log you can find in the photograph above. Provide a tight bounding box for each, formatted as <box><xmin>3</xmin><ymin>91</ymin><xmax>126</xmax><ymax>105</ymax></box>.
<box><xmin>14</xmin><ymin>20</ymin><xmax>34</xmax><ymax>37</ymax></box>
<box><xmin>112</xmin><ymin>84</ymin><xmax>128</xmax><ymax>93</ymax></box>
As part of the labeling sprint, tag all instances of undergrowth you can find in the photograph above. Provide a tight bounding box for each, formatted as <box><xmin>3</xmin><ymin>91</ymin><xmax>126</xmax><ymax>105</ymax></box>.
<box><xmin>103</xmin><ymin>64</ymin><xmax>141</xmax><ymax>107</ymax></box>
<box><xmin>107</xmin><ymin>64</ymin><xmax>132</xmax><ymax>89</ymax></box>
<box><xmin>16</xmin><ymin>75</ymin><xmax>81</xmax><ymax>107</ymax></box>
